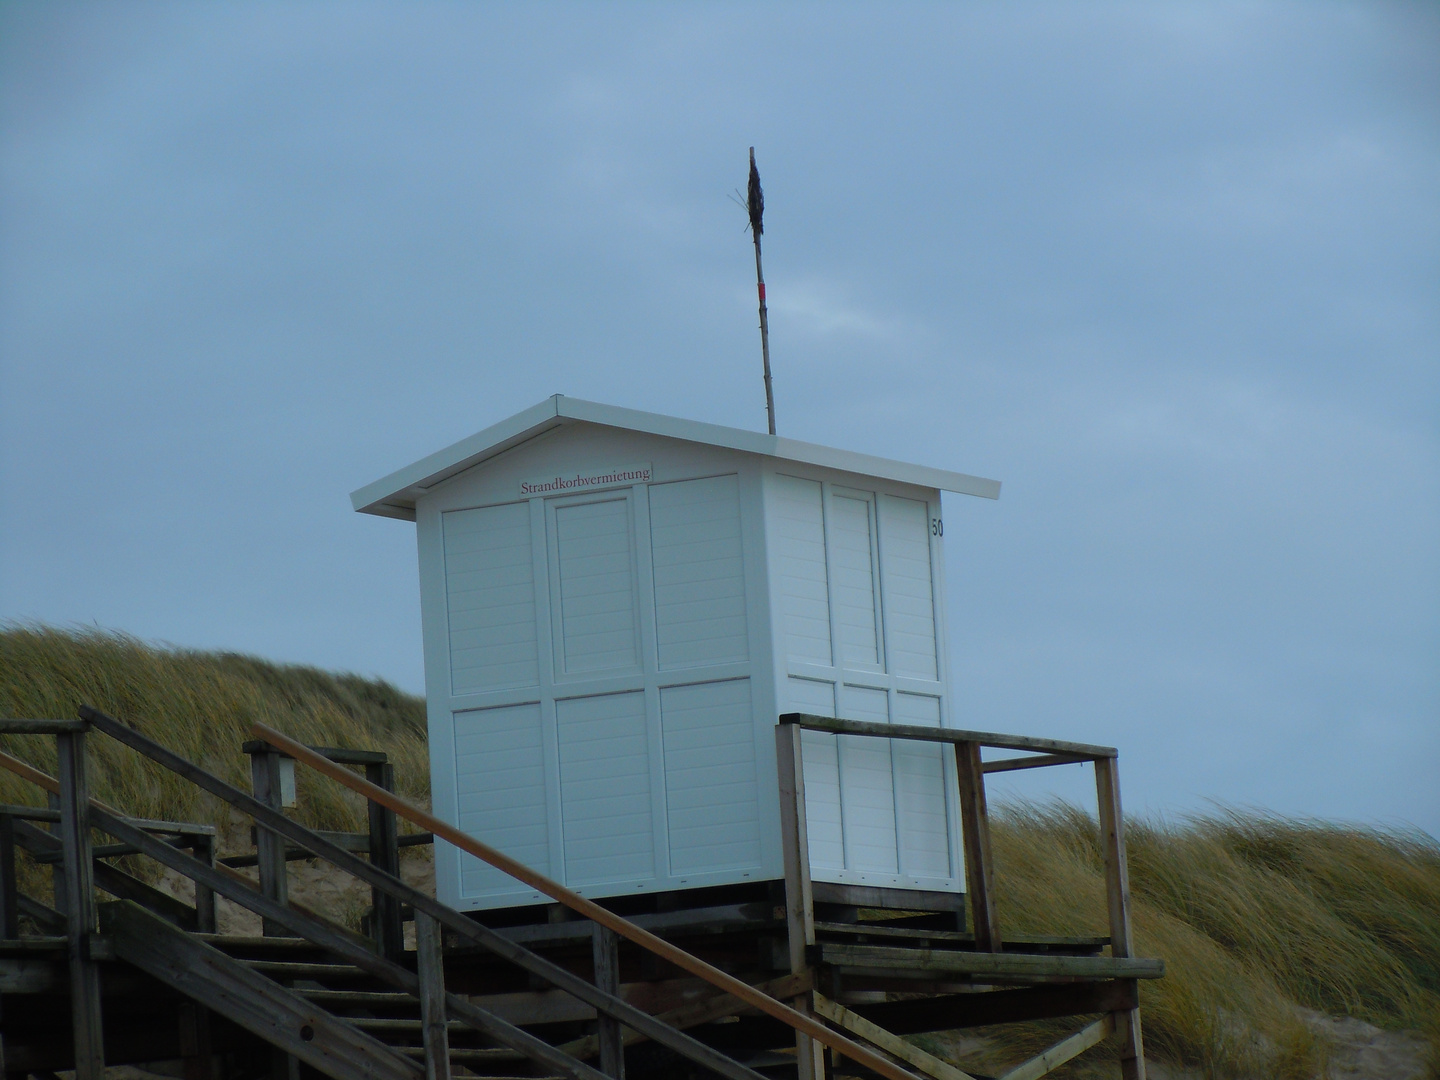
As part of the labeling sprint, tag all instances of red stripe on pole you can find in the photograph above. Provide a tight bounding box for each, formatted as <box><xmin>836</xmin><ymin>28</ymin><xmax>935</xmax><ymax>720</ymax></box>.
<box><xmin>758</xmin><ymin>283</ymin><xmax>766</xmax><ymax>301</ymax></box>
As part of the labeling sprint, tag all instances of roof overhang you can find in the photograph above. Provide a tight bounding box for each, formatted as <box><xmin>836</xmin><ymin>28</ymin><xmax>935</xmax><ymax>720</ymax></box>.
<box><xmin>351</xmin><ymin>395</ymin><xmax>1001</xmax><ymax>521</ymax></box>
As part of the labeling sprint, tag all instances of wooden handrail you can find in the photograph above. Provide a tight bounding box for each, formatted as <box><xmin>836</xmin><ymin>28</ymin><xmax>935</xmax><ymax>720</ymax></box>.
<box><xmin>779</xmin><ymin>714</ymin><xmax>1117</xmax><ymax>759</ymax></box>
<box><xmin>248</xmin><ymin>720</ymin><xmax>926</xmax><ymax>1080</ymax></box>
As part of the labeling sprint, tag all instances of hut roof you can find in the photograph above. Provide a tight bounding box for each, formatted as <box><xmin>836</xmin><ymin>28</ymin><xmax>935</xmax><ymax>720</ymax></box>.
<box><xmin>351</xmin><ymin>395</ymin><xmax>1000</xmax><ymax>521</ymax></box>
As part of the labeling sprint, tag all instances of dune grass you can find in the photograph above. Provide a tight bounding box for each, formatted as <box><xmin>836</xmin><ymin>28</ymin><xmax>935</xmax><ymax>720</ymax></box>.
<box><xmin>0</xmin><ymin>624</ymin><xmax>430</xmax><ymax>841</ymax></box>
<box><xmin>1</xmin><ymin>625</ymin><xmax>1436</xmax><ymax>1077</ymax></box>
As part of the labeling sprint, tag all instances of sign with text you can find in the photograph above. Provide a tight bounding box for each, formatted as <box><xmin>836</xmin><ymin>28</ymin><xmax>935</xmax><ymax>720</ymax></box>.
<box><xmin>520</xmin><ymin>463</ymin><xmax>652</xmax><ymax>497</ymax></box>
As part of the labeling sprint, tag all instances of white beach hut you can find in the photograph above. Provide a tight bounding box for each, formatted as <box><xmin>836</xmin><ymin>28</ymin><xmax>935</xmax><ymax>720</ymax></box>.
<box><xmin>352</xmin><ymin>396</ymin><xmax>1001</xmax><ymax>913</ymax></box>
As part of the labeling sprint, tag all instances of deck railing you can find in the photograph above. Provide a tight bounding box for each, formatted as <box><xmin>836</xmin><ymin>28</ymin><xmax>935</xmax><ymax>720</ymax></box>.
<box><xmin>775</xmin><ymin>713</ymin><xmax>1146</xmax><ymax>1080</ymax></box>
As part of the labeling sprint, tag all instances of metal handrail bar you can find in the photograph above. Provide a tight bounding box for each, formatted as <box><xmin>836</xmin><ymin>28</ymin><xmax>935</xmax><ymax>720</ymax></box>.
<box><xmin>779</xmin><ymin>713</ymin><xmax>1117</xmax><ymax>759</ymax></box>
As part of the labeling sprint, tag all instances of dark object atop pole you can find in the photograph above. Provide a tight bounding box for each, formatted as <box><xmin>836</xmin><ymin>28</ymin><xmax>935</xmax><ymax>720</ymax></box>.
<box><xmin>749</xmin><ymin>148</ymin><xmax>776</xmax><ymax>436</ymax></box>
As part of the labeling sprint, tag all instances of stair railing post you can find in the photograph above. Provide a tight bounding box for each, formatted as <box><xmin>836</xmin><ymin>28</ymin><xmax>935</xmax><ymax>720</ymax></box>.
<box><xmin>415</xmin><ymin>910</ymin><xmax>453</xmax><ymax>1080</ymax></box>
<box><xmin>247</xmin><ymin>745</ymin><xmax>290</xmax><ymax>937</ymax></box>
<box><xmin>776</xmin><ymin>719</ymin><xmax>824</xmax><ymax>1080</ymax></box>
<box><xmin>954</xmin><ymin>739</ymin><xmax>1001</xmax><ymax>952</ymax></box>
<box><xmin>365</xmin><ymin>758</ymin><xmax>404</xmax><ymax>963</ymax></box>
<box><xmin>592</xmin><ymin>923</ymin><xmax>625</xmax><ymax>1078</ymax></box>
<box><xmin>1096</xmin><ymin>755</ymin><xmax>1146</xmax><ymax>1080</ymax></box>
<box><xmin>192</xmin><ymin>832</ymin><xmax>217</xmax><ymax>934</ymax></box>
<box><xmin>47</xmin><ymin>790</ymin><xmax>67</xmax><ymax>916</ymax></box>
<box><xmin>57</xmin><ymin>725</ymin><xmax>106</xmax><ymax>1078</ymax></box>
<box><xmin>1088</xmin><ymin>760</ymin><xmax>1146</xmax><ymax>1080</ymax></box>
<box><xmin>247</xmin><ymin>742</ymin><xmax>298</xmax><ymax>1080</ymax></box>
<box><xmin>0</xmin><ymin>811</ymin><xmax>18</xmax><ymax>939</ymax></box>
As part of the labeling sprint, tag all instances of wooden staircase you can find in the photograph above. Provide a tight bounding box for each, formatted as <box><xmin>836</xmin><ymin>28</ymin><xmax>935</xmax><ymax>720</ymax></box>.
<box><xmin>0</xmin><ymin>708</ymin><xmax>1162</xmax><ymax>1080</ymax></box>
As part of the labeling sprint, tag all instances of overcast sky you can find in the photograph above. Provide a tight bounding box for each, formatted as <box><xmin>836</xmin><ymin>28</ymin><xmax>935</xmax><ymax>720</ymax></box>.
<box><xmin>2</xmin><ymin>2</ymin><xmax>1436</xmax><ymax>836</ymax></box>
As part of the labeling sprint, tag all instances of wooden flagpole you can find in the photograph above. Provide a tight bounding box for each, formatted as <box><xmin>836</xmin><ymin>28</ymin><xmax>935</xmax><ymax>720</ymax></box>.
<box><xmin>748</xmin><ymin>147</ymin><xmax>776</xmax><ymax>435</ymax></box>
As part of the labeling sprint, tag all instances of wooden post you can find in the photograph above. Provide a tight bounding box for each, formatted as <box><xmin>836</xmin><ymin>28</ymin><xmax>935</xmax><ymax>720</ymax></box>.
<box><xmin>249</xmin><ymin>746</ymin><xmax>299</xmax><ymax>1080</ymax></box>
<box><xmin>0</xmin><ymin>813</ymin><xmax>18</xmax><ymax>939</ymax></box>
<box><xmin>1095</xmin><ymin>756</ymin><xmax>1145</xmax><ymax>1080</ymax></box>
<box><xmin>776</xmin><ymin>721</ymin><xmax>824</xmax><ymax>1080</ymax></box>
<box><xmin>415</xmin><ymin>911</ymin><xmax>453</xmax><ymax>1080</ymax></box>
<box><xmin>248</xmin><ymin>748</ymin><xmax>289</xmax><ymax>937</ymax></box>
<box><xmin>592</xmin><ymin>924</ymin><xmax>625</xmax><ymax>1078</ymax></box>
<box><xmin>192</xmin><ymin>832</ymin><xmax>217</xmax><ymax>934</ymax></box>
<box><xmin>178</xmin><ymin>1000</ymin><xmax>216</xmax><ymax>1080</ymax></box>
<box><xmin>366</xmin><ymin>759</ymin><xmax>404</xmax><ymax>963</ymax></box>
<box><xmin>48</xmin><ymin>790</ymin><xmax>67</xmax><ymax>916</ymax></box>
<box><xmin>954</xmin><ymin>741</ymin><xmax>1001</xmax><ymax>952</ymax></box>
<box><xmin>57</xmin><ymin>728</ymin><xmax>105</xmax><ymax>1078</ymax></box>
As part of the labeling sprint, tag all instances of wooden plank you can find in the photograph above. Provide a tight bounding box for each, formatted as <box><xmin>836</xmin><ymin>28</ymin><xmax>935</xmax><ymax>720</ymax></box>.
<box><xmin>0</xmin><ymin>719</ymin><xmax>89</xmax><ymax>735</ymax></box>
<box><xmin>559</xmin><ymin>972</ymin><xmax>814</xmax><ymax>1060</ymax></box>
<box><xmin>484</xmin><ymin>902</ymin><xmax>776</xmax><ymax>948</ymax></box>
<box><xmin>249</xmin><ymin>749</ymin><xmax>289</xmax><ymax>937</ymax></box>
<box><xmin>815</xmin><ymin>922</ymin><xmax>1107</xmax><ymax>952</ymax></box>
<box><xmin>57</xmin><ymin>730</ymin><xmax>105</xmax><ymax>1079</ymax></box>
<box><xmin>0</xmin><ymin>957</ymin><xmax>62</xmax><ymax>992</ymax></box>
<box><xmin>998</xmin><ymin>1015</ymin><xmax>1114</xmax><ymax>1080</ymax></box>
<box><xmin>814</xmin><ymin>992</ymin><xmax>978</xmax><ymax>1080</ymax></box>
<box><xmin>981</xmin><ymin>754</ymin><xmax>1087</xmax><ymax>775</ymax></box>
<box><xmin>366</xmin><ymin>761</ymin><xmax>404</xmax><ymax>963</ymax></box>
<box><xmin>192</xmin><ymin>833</ymin><xmax>217</xmax><ymax>934</ymax></box>
<box><xmin>591</xmin><ymin>924</ymin><xmax>625</xmax><ymax>1078</ymax></box>
<box><xmin>102</xmin><ymin>901</ymin><xmax>422</xmax><ymax>1080</ymax></box>
<box><xmin>1095</xmin><ymin>757</ymin><xmax>1146</xmax><ymax>1080</ymax></box>
<box><xmin>178</xmin><ymin>1000</ymin><xmax>216</xmax><ymax>1080</ymax></box>
<box><xmin>415</xmin><ymin>912</ymin><xmax>452</xmax><ymax>1080</ymax></box>
<box><xmin>775</xmin><ymin>721</ymin><xmax>823</xmax><ymax>1080</ymax></box>
<box><xmin>779</xmin><ymin>714</ymin><xmax>1116</xmax><ymax>759</ymax></box>
<box><xmin>14</xmin><ymin>819</ymin><xmax>199</xmax><ymax>930</ymax></box>
<box><xmin>17</xmin><ymin>893</ymin><xmax>66</xmax><ymax>933</ymax></box>
<box><xmin>0</xmin><ymin>814</ymin><xmax>18</xmax><ymax>939</ymax></box>
<box><xmin>818</xmin><ymin>943</ymin><xmax>1164</xmax><ymax>980</ymax></box>
<box><xmin>953</xmin><ymin>741</ymin><xmax>1001</xmax><ymax>953</ymax></box>
<box><xmin>851</xmin><ymin>981</ymin><xmax>1139</xmax><ymax>1034</ymax></box>
<box><xmin>0</xmin><ymin>804</ymin><xmax>60</xmax><ymax>822</ymax></box>
<box><xmin>811</xmin><ymin>880</ymin><xmax>965</xmax><ymax>913</ymax></box>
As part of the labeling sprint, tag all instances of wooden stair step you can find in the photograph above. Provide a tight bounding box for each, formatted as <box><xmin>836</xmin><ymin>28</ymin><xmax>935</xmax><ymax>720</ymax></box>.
<box><xmin>298</xmin><ymin>988</ymin><xmax>419</xmax><ymax>1008</ymax></box>
<box><xmin>817</xmin><ymin>942</ymin><xmax>1165</xmax><ymax>980</ymax></box>
<box><xmin>240</xmin><ymin>958</ymin><xmax>372</xmax><ymax>978</ymax></box>
<box><xmin>350</xmin><ymin>1017</ymin><xmax>469</xmax><ymax>1033</ymax></box>
<box><xmin>395</xmin><ymin>1046</ymin><xmax>527</xmax><ymax>1062</ymax></box>
<box><xmin>815</xmin><ymin>921</ymin><xmax>1109</xmax><ymax>952</ymax></box>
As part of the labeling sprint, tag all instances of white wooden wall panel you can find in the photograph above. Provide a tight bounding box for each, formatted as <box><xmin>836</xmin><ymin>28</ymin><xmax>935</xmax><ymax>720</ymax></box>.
<box><xmin>649</xmin><ymin>475</ymin><xmax>749</xmax><ymax>670</ymax></box>
<box><xmin>787</xmin><ymin>677</ymin><xmax>844</xmax><ymax>871</ymax></box>
<box><xmin>878</xmin><ymin>495</ymin><xmax>939</xmax><ymax>680</ymax></box>
<box><xmin>443</xmin><ymin>503</ymin><xmax>539</xmax><ymax>693</ymax></box>
<box><xmin>891</xmin><ymin>692</ymin><xmax>951</xmax><ymax>877</ymax></box>
<box><xmin>556</xmin><ymin>692</ymin><xmax>655</xmax><ymax>886</ymax></box>
<box><xmin>836</xmin><ymin>684</ymin><xmax>898</xmax><ymax>874</ymax></box>
<box><xmin>454</xmin><ymin>703</ymin><xmax>549</xmax><ymax>896</ymax></box>
<box><xmin>552</xmin><ymin>498</ymin><xmax>640</xmax><ymax>674</ymax></box>
<box><xmin>660</xmin><ymin>679</ymin><xmax>762</xmax><ymax>874</ymax></box>
<box><xmin>770</xmin><ymin>475</ymin><xmax>833</xmax><ymax>664</ymax></box>
<box><xmin>829</xmin><ymin>493</ymin><xmax>882</xmax><ymax>668</ymax></box>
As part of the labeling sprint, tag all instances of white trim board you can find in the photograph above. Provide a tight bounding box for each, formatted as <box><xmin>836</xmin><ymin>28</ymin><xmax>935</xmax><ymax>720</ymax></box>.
<box><xmin>351</xmin><ymin>396</ymin><xmax>1001</xmax><ymax>521</ymax></box>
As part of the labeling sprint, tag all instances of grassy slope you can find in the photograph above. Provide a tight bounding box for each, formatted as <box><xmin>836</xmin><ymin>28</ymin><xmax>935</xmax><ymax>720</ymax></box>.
<box><xmin>2</xmin><ymin>627</ymin><xmax>1436</xmax><ymax>1078</ymax></box>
